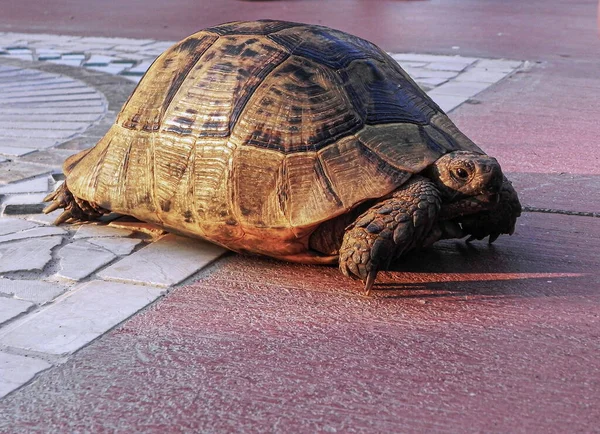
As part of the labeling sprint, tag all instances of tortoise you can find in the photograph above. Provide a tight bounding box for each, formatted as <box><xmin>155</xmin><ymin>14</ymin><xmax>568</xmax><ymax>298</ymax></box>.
<box><xmin>44</xmin><ymin>20</ymin><xmax>521</xmax><ymax>293</ymax></box>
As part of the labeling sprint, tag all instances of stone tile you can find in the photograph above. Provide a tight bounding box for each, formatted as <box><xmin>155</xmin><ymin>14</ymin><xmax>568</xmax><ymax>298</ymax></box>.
<box><xmin>428</xmin><ymin>61</ymin><xmax>473</xmax><ymax>72</ymax></box>
<box><xmin>0</xmin><ymin>298</ymin><xmax>33</xmax><ymax>325</ymax></box>
<box><xmin>83</xmin><ymin>54</ymin><xmax>118</xmax><ymax>65</ymax></box>
<box><xmin>0</xmin><ymin>279</ymin><xmax>67</xmax><ymax>305</ymax></box>
<box><xmin>0</xmin><ymin>88</ymin><xmax>97</xmax><ymax>99</ymax></box>
<box><xmin>1</xmin><ymin>193</ymin><xmax>52</xmax><ymax>216</ymax></box>
<box><xmin>405</xmin><ymin>69</ymin><xmax>459</xmax><ymax>79</ymax></box>
<box><xmin>476</xmin><ymin>58</ymin><xmax>522</xmax><ymax>71</ymax></box>
<box><xmin>23</xmin><ymin>209</ymin><xmax>62</xmax><ymax>225</ymax></box>
<box><xmin>391</xmin><ymin>53</ymin><xmax>478</xmax><ymax>64</ymax></box>
<box><xmin>124</xmin><ymin>60</ymin><xmax>153</xmax><ymax>74</ymax></box>
<box><xmin>44</xmin><ymin>59</ymin><xmax>83</xmax><ymax>67</ymax></box>
<box><xmin>428</xmin><ymin>81</ymin><xmax>490</xmax><ymax>98</ymax></box>
<box><xmin>121</xmin><ymin>75</ymin><xmax>142</xmax><ymax>83</ymax></box>
<box><xmin>0</xmin><ymin>280</ymin><xmax>164</xmax><ymax>356</ymax></box>
<box><xmin>0</xmin><ymin>129</ymin><xmax>75</xmax><ymax>140</ymax></box>
<box><xmin>0</xmin><ymin>113</ymin><xmax>102</xmax><ymax>123</ymax></box>
<box><xmin>0</xmin><ymin>157</ymin><xmax>6</xmax><ymax>163</ymax></box>
<box><xmin>0</xmin><ymin>163</ymin><xmax>54</xmax><ymax>185</ymax></box>
<box><xmin>454</xmin><ymin>68</ymin><xmax>511</xmax><ymax>84</ymax></box>
<box><xmin>0</xmin><ymin>226</ymin><xmax>65</xmax><ymax>243</ymax></box>
<box><xmin>417</xmin><ymin>77</ymin><xmax>450</xmax><ymax>87</ymax></box>
<box><xmin>73</xmin><ymin>224</ymin><xmax>134</xmax><ymax>239</ymax></box>
<box><xmin>0</xmin><ymin>146</ymin><xmax>37</xmax><ymax>157</ymax></box>
<box><xmin>85</xmin><ymin>64</ymin><xmax>128</xmax><ymax>75</ymax></box>
<box><xmin>98</xmin><ymin>234</ymin><xmax>226</xmax><ymax>287</ymax></box>
<box><xmin>87</xmin><ymin>237</ymin><xmax>143</xmax><ymax>256</ymax></box>
<box><xmin>426</xmin><ymin>93</ymin><xmax>467</xmax><ymax>113</ymax></box>
<box><xmin>0</xmin><ymin>236</ymin><xmax>63</xmax><ymax>273</ymax></box>
<box><xmin>0</xmin><ymin>218</ymin><xmax>39</xmax><ymax>236</ymax></box>
<box><xmin>0</xmin><ymin>177</ymin><xmax>50</xmax><ymax>195</ymax></box>
<box><xmin>19</xmin><ymin>149</ymin><xmax>78</xmax><ymax>168</ymax></box>
<box><xmin>0</xmin><ymin>352</ymin><xmax>51</xmax><ymax>399</ymax></box>
<box><xmin>56</xmin><ymin>240</ymin><xmax>116</xmax><ymax>281</ymax></box>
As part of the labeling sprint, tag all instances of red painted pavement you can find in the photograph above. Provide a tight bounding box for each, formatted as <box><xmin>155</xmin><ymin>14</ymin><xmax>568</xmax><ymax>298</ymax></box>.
<box><xmin>0</xmin><ymin>213</ymin><xmax>599</xmax><ymax>431</ymax></box>
<box><xmin>2</xmin><ymin>0</ymin><xmax>600</xmax><ymax>431</ymax></box>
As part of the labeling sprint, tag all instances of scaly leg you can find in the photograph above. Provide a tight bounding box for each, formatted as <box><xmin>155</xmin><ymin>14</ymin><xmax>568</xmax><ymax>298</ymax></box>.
<box><xmin>43</xmin><ymin>182</ymin><xmax>108</xmax><ymax>225</ymax></box>
<box><xmin>338</xmin><ymin>176</ymin><xmax>441</xmax><ymax>294</ymax></box>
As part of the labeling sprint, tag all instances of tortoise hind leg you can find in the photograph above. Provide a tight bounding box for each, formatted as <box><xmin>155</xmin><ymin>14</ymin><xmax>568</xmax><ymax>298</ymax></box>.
<box><xmin>43</xmin><ymin>182</ymin><xmax>108</xmax><ymax>225</ymax></box>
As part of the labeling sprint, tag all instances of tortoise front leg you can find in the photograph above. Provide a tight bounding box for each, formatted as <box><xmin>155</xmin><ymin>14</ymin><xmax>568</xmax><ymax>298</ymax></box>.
<box><xmin>459</xmin><ymin>177</ymin><xmax>522</xmax><ymax>244</ymax></box>
<box><xmin>339</xmin><ymin>176</ymin><xmax>441</xmax><ymax>294</ymax></box>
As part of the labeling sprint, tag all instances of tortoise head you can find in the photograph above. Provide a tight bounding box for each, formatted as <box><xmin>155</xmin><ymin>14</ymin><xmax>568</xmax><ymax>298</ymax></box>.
<box><xmin>428</xmin><ymin>151</ymin><xmax>504</xmax><ymax>203</ymax></box>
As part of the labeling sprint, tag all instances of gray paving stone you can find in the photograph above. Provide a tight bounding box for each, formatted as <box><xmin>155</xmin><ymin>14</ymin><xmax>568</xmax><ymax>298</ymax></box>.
<box><xmin>0</xmin><ymin>146</ymin><xmax>43</xmax><ymax>158</ymax></box>
<box><xmin>0</xmin><ymin>352</ymin><xmax>51</xmax><ymax>399</ymax></box>
<box><xmin>23</xmin><ymin>209</ymin><xmax>62</xmax><ymax>225</ymax></box>
<box><xmin>0</xmin><ymin>236</ymin><xmax>62</xmax><ymax>273</ymax></box>
<box><xmin>428</xmin><ymin>94</ymin><xmax>468</xmax><ymax>113</ymax></box>
<box><xmin>0</xmin><ymin>87</ymin><xmax>98</xmax><ymax>99</ymax></box>
<box><xmin>0</xmin><ymin>177</ymin><xmax>50</xmax><ymax>195</ymax></box>
<box><xmin>476</xmin><ymin>58</ymin><xmax>522</xmax><ymax>71</ymax></box>
<box><xmin>0</xmin><ymin>162</ymin><xmax>53</xmax><ymax>185</ymax></box>
<box><xmin>1</xmin><ymin>193</ymin><xmax>52</xmax><ymax>216</ymax></box>
<box><xmin>428</xmin><ymin>81</ymin><xmax>490</xmax><ymax>98</ymax></box>
<box><xmin>0</xmin><ymin>129</ymin><xmax>76</xmax><ymax>139</ymax></box>
<box><xmin>0</xmin><ymin>298</ymin><xmax>33</xmax><ymax>325</ymax></box>
<box><xmin>56</xmin><ymin>240</ymin><xmax>116</xmax><ymax>281</ymax></box>
<box><xmin>98</xmin><ymin>234</ymin><xmax>226</xmax><ymax>287</ymax></box>
<box><xmin>0</xmin><ymin>226</ymin><xmax>65</xmax><ymax>243</ymax></box>
<box><xmin>0</xmin><ymin>121</ymin><xmax>89</xmax><ymax>131</ymax></box>
<box><xmin>73</xmin><ymin>224</ymin><xmax>134</xmax><ymax>239</ymax></box>
<box><xmin>0</xmin><ymin>113</ymin><xmax>102</xmax><ymax>123</ymax></box>
<box><xmin>454</xmin><ymin>68</ymin><xmax>512</xmax><ymax>84</ymax></box>
<box><xmin>0</xmin><ymin>279</ymin><xmax>67</xmax><ymax>305</ymax></box>
<box><xmin>427</xmin><ymin>61</ymin><xmax>473</xmax><ymax>72</ymax></box>
<box><xmin>87</xmin><ymin>237</ymin><xmax>143</xmax><ymax>256</ymax></box>
<box><xmin>12</xmin><ymin>100</ymin><xmax>104</xmax><ymax>108</ymax></box>
<box><xmin>44</xmin><ymin>59</ymin><xmax>83</xmax><ymax>67</ymax></box>
<box><xmin>0</xmin><ymin>218</ymin><xmax>38</xmax><ymax>236</ymax></box>
<box><xmin>124</xmin><ymin>60</ymin><xmax>153</xmax><ymax>74</ymax></box>
<box><xmin>0</xmin><ymin>280</ymin><xmax>164</xmax><ymax>356</ymax></box>
<box><xmin>19</xmin><ymin>149</ymin><xmax>78</xmax><ymax>168</ymax></box>
<box><xmin>0</xmin><ymin>93</ymin><xmax>105</xmax><ymax>104</ymax></box>
<box><xmin>86</xmin><ymin>64</ymin><xmax>129</xmax><ymax>75</ymax></box>
<box><xmin>391</xmin><ymin>53</ymin><xmax>479</xmax><ymax>64</ymax></box>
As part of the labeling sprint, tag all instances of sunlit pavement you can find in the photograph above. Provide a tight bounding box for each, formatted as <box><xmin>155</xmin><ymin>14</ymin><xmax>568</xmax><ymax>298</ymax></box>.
<box><xmin>1</xmin><ymin>0</ymin><xmax>600</xmax><ymax>430</ymax></box>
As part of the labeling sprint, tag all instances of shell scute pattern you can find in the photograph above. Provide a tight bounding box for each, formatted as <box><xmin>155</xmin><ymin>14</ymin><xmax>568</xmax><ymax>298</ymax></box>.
<box><xmin>61</xmin><ymin>20</ymin><xmax>487</xmax><ymax>260</ymax></box>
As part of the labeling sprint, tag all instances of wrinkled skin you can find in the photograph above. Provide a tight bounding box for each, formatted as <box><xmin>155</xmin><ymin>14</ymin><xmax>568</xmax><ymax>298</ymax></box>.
<box><xmin>337</xmin><ymin>151</ymin><xmax>521</xmax><ymax>294</ymax></box>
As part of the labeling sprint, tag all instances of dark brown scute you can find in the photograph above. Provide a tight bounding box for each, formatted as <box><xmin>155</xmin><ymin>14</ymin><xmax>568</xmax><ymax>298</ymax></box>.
<box><xmin>206</xmin><ymin>20</ymin><xmax>303</xmax><ymax>36</ymax></box>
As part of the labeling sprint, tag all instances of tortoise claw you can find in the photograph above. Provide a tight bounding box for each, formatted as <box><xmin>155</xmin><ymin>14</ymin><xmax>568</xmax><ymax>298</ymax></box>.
<box><xmin>466</xmin><ymin>235</ymin><xmax>477</xmax><ymax>243</ymax></box>
<box><xmin>364</xmin><ymin>269</ymin><xmax>377</xmax><ymax>296</ymax></box>
<box><xmin>488</xmin><ymin>233</ymin><xmax>500</xmax><ymax>244</ymax></box>
<box><xmin>54</xmin><ymin>210</ymin><xmax>73</xmax><ymax>225</ymax></box>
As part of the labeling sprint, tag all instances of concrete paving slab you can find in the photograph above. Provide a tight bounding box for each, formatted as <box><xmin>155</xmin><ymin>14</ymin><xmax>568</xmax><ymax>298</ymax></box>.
<box><xmin>56</xmin><ymin>240</ymin><xmax>116</xmax><ymax>281</ymax></box>
<box><xmin>0</xmin><ymin>236</ymin><xmax>62</xmax><ymax>273</ymax></box>
<box><xmin>0</xmin><ymin>298</ymin><xmax>33</xmax><ymax>325</ymax></box>
<box><xmin>0</xmin><ymin>279</ymin><xmax>67</xmax><ymax>305</ymax></box>
<box><xmin>0</xmin><ymin>218</ymin><xmax>38</xmax><ymax>236</ymax></box>
<box><xmin>98</xmin><ymin>234</ymin><xmax>226</xmax><ymax>287</ymax></box>
<box><xmin>0</xmin><ymin>352</ymin><xmax>51</xmax><ymax>399</ymax></box>
<box><xmin>0</xmin><ymin>280</ymin><xmax>164</xmax><ymax>356</ymax></box>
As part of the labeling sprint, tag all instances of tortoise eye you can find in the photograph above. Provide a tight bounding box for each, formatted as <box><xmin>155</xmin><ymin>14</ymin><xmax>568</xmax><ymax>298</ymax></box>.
<box><xmin>455</xmin><ymin>168</ymin><xmax>469</xmax><ymax>179</ymax></box>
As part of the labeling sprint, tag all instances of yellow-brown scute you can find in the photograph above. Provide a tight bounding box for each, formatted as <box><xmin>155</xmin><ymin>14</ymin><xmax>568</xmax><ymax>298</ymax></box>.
<box><xmin>63</xmin><ymin>20</ymin><xmax>488</xmax><ymax>260</ymax></box>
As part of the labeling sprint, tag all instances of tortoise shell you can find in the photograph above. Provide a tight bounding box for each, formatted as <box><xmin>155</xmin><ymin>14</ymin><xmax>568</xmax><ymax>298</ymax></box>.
<box><xmin>64</xmin><ymin>20</ymin><xmax>484</xmax><ymax>262</ymax></box>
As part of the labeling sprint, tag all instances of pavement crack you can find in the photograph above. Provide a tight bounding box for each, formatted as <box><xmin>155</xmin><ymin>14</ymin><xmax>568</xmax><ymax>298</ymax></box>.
<box><xmin>523</xmin><ymin>206</ymin><xmax>600</xmax><ymax>218</ymax></box>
